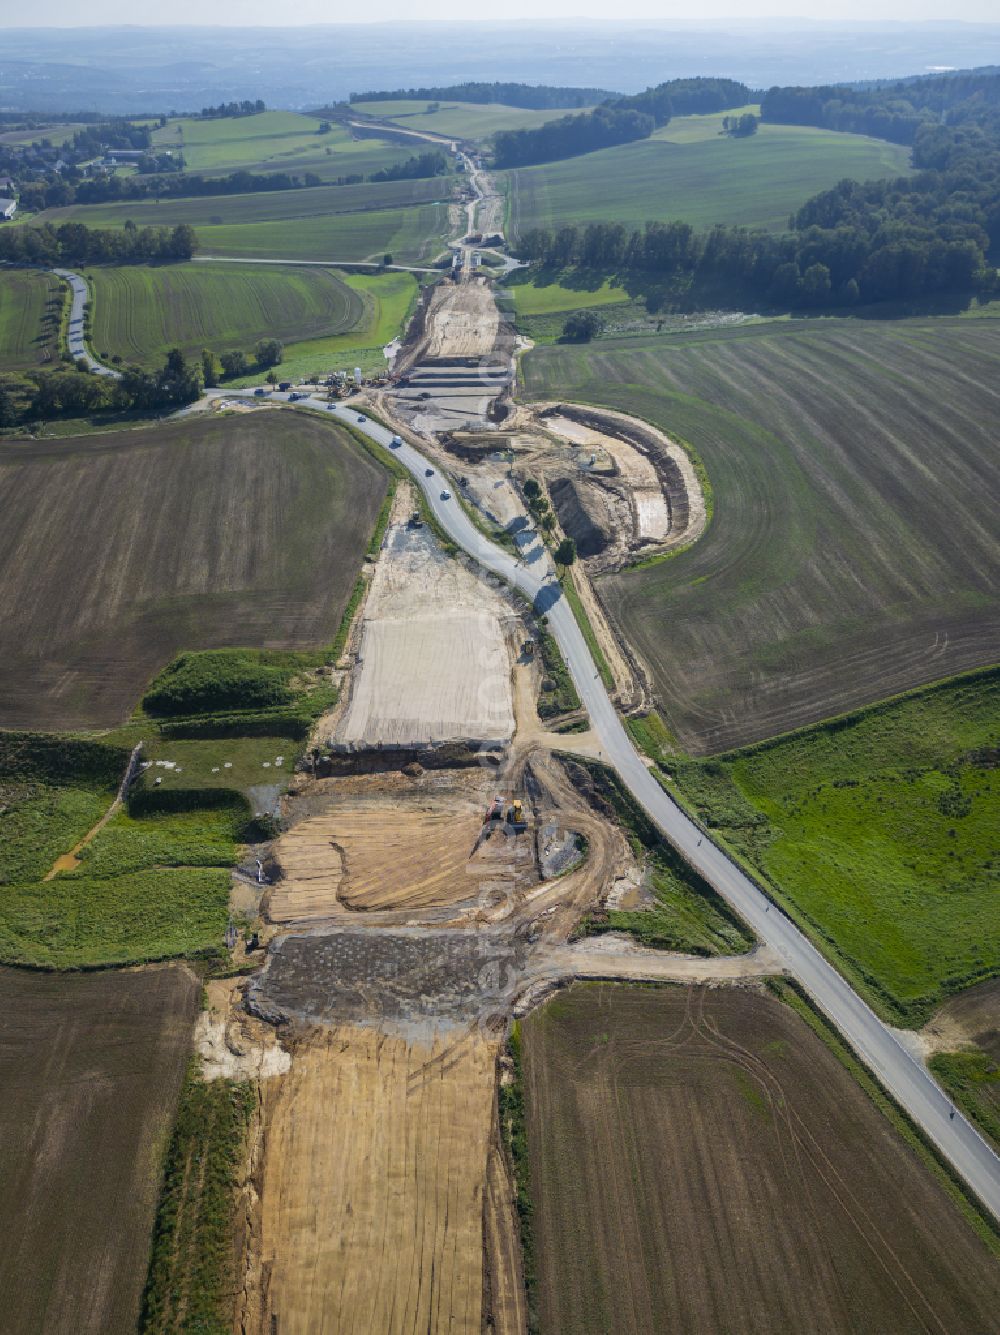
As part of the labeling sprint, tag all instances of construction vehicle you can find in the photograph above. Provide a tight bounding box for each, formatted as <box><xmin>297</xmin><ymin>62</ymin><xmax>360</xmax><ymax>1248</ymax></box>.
<box><xmin>484</xmin><ymin>794</ymin><xmax>505</xmax><ymax>824</ymax></box>
<box><xmin>507</xmin><ymin>799</ymin><xmax>525</xmax><ymax>827</ymax></box>
<box><xmin>521</xmin><ymin>640</ymin><xmax>535</xmax><ymax>659</ymax></box>
<box><xmin>408</xmin><ymin>510</ymin><xmax>423</xmax><ymax>528</ymax></box>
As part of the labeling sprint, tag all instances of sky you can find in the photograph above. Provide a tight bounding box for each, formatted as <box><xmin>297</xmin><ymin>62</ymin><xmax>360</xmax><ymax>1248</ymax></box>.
<box><xmin>8</xmin><ymin>3</ymin><xmax>1000</xmax><ymax>23</ymax></box>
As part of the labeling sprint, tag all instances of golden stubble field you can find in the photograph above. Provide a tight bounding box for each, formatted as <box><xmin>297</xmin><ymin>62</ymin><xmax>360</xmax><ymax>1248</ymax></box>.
<box><xmin>241</xmin><ymin>1023</ymin><xmax>517</xmax><ymax>1335</ymax></box>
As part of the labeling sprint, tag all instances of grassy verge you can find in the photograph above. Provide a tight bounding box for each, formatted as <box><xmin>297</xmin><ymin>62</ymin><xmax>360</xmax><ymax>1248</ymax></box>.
<box><xmin>930</xmin><ymin>1050</ymin><xmax>1000</xmax><ymax>1152</ymax></box>
<box><xmin>561</xmin><ymin>571</ymin><xmax>613</xmax><ymax>691</ymax></box>
<box><xmin>569</xmin><ymin>758</ymin><xmax>753</xmax><ymax>954</ymax></box>
<box><xmin>770</xmin><ymin>978</ymin><xmax>1000</xmax><ymax>1258</ymax></box>
<box><xmin>625</xmin><ymin>710</ymin><xmax>676</xmax><ymax>762</ymax></box>
<box><xmin>140</xmin><ymin>1067</ymin><xmax>255</xmax><ymax>1334</ymax></box>
<box><xmin>536</xmin><ymin>618</ymin><xmax>581</xmax><ymax>719</ymax></box>
<box><xmin>498</xmin><ymin>1022</ymin><xmax>538</xmax><ymax>1334</ymax></box>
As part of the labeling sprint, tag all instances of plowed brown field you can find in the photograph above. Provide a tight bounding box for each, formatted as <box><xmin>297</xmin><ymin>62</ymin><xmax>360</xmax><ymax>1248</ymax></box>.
<box><xmin>0</xmin><ymin>411</ymin><xmax>386</xmax><ymax>730</ymax></box>
<box><xmin>0</xmin><ymin>964</ymin><xmax>198</xmax><ymax>1335</ymax></box>
<box><xmin>524</xmin><ymin>318</ymin><xmax>1000</xmax><ymax>751</ymax></box>
<box><xmin>522</xmin><ymin>982</ymin><xmax>1000</xmax><ymax>1335</ymax></box>
<box><xmin>244</xmin><ymin>1024</ymin><xmax>500</xmax><ymax>1335</ymax></box>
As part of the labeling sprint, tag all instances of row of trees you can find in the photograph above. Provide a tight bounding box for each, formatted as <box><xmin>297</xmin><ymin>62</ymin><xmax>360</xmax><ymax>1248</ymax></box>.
<box><xmin>20</xmin><ymin>148</ymin><xmax>450</xmax><ymax>214</ymax></box>
<box><xmin>0</xmin><ymin>220</ymin><xmax>198</xmax><ymax>266</ymax></box>
<box><xmin>492</xmin><ymin>77</ymin><xmax>752</xmax><ymax>169</ymax></box>
<box><xmin>349</xmin><ymin>82</ymin><xmax>615</xmax><ymax>110</ymax></box>
<box><xmin>196</xmin><ymin>100</ymin><xmax>266</xmax><ymax>120</ymax></box>
<box><xmin>369</xmin><ymin>151</ymin><xmax>449</xmax><ymax>182</ymax></box>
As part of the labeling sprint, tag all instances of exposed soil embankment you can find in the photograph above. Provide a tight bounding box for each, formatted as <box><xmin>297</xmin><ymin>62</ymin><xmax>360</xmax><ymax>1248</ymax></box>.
<box><xmin>549</xmin><ymin>475</ymin><xmax>612</xmax><ymax>558</ymax></box>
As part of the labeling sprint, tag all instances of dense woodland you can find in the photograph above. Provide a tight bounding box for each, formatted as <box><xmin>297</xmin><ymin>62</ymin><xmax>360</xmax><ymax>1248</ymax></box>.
<box><xmin>350</xmin><ymin>82</ymin><xmax>615</xmax><ymax>109</ymax></box>
<box><xmin>517</xmin><ymin>68</ymin><xmax>1000</xmax><ymax>308</ymax></box>
<box><xmin>492</xmin><ymin>77</ymin><xmax>750</xmax><ymax>167</ymax></box>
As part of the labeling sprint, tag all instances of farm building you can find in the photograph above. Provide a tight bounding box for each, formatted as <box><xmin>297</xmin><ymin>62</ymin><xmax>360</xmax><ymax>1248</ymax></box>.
<box><xmin>0</xmin><ymin>198</ymin><xmax>17</xmax><ymax>220</ymax></box>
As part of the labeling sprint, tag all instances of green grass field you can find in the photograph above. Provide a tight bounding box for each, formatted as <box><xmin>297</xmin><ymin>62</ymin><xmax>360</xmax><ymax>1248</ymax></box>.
<box><xmin>653</xmin><ymin>105</ymin><xmax>761</xmax><ymax>144</ymax></box>
<box><xmin>191</xmin><ymin>202</ymin><xmax>449</xmax><ymax>263</ymax></box>
<box><xmin>354</xmin><ymin>99</ymin><xmax>595</xmax><ymax>143</ymax></box>
<box><xmin>227</xmin><ymin>269</ymin><xmax>418</xmax><ymax>383</ymax></box>
<box><xmin>150</xmin><ymin>111</ymin><xmax>413</xmax><ymax>179</ymax></box>
<box><xmin>523</xmin><ymin>316</ymin><xmax>1000</xmax><ymax>754</ymax></box>
<box><xmin>671</xmin><ymin>670</ymin><xmax>1000</xmax><ymax>1024</ymax></box>
<box><xmin>0</xmin><ymin>268</ymin><xmax>65</xmax><ymax>372</ymax></box>
<box><xmin>0</xmin><ymin>734</ymin><xmax>232</xmax><ymax>969</ymax></box>
<box><xmin>505</xmin><ymin>122</ymin><xmax>912</xmax><ymax>235</ymax></box>
<box><xmin>508</xmin><ymin>276</ymin><xmax>629</xmax><ymax>315</ymax></box>
<box><xmin>88</xmin><ymin>262</ymin><xmax>363</xmax><ymax>365</ymax></box>
<box><xmin>35</xmin><ymin>175</ymin><xmax>453</xmax><ymax>231</ymax></box>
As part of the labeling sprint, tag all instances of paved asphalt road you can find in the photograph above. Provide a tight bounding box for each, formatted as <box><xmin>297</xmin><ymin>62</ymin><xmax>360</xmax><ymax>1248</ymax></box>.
<box><xmin>52</xmin><ymin>268</ymin><xmax>120</xmax><ymax>378</ymax></box>
<box><xmin>212</xmin><ymin>388</ymin><xmax>1000</xmax><ymax>1222</ymax></box>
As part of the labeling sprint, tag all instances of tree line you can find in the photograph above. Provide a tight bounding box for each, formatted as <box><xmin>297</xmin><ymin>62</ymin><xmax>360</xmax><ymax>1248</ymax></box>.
<box><xmin>492</xmin><ymin>77</ymin><xmax>751</xmax><ymax>168</ymax></box>
<box><xmin>195</xmin><ymin>100</ymin><xmax>266</xmax><ymax>120</ymax></box>
<box><xmin>517</xmin><ymin>211</ymin><xmax>993</xmax><ymax>309</ymax></box>
<box><xmin>349</xmin><ymin>82</ymin><xmax>616</xmax><ymax>110</ymax></box>
<box><xmin>0</xmin><ymin>347</ymin><xmax>204</xmax><ymax>429</ymax></box>
<box><xmin>17</xmin><ymin>150</ymin><xmax>450</xmax><ymax>213</ymax></box>
<box><xmin>0</xmin><ymin>220</ymin><xmax>198</xmax><ymax>266</ymax></box>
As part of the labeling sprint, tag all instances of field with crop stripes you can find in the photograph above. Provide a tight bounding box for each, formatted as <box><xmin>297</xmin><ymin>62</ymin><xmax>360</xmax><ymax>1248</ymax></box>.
<box><xmin>0</xmin><ymin>411</ymin><xmax>387</xmax><ymax>729</ymax></box>
<box><xmin>192</xmin><ymin>202</ymin><xmax>449</xmax><ymax>262</ymax></box>
<box><xmin>521</xmin><ymin>983</ymin><xmax>1000</xmax><ymax>1335</ymax></box>
<box><xmin>0</xmin><ymin>965</ymin><xmax>198</xmax><ymax>1334</ymax></box>
<box><xmin>505</xmin><ymin>122</ymin><xmax>912</xmax><ymax>235</ymax></box>
<box><xmin>150</xmin><ymin>111</ymin><xmax>414</xmax><ymax>179</ymax></box>
<box><xmin>0</xmin><ymin>268</ymin><xmax>64</xmax><ymax>371</ymax></box>
<box><xmin>523</xmin><ymin>316</ymin><xmax>1000</xmax><ymax>752</ymax></box>
<box><xmin>89</xmin><ymin>262</ymin><xmax>364</xmax><ymax>365</ymax></box>
<box><xmin>354</xmin><ymin>99</ymin><xmax>595</xmax><ymax>142</ymax></box>
<box><xmin>35</xmin><ymin>174</ymin><xmax>453</xmax><ymax>231</ymax></box>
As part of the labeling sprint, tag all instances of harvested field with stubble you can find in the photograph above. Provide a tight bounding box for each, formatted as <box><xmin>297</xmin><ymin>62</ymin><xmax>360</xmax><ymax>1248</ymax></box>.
<box><xmin>524</xmin><ymin>317</ymin><xmax>1000</xmax><ymax>752</ymax></box>
<box><xmin>522</xmin><ymin>982</ymin><xmax>1000</xmax><ymax>1335</ymax></box>
<box><xmin>0</xmin><ymin>411</ymin><xmax>386</xmax><ymax>729</ymax></box>
<box><xmin>245</xmin><ymin>1024</ymin><xmax>499</xmax><ymax>1335</ymax></box>
<box><xmin>0</xmin><ymin>964</ymin><xmax>198</xmax><ymax>1335</ymax></box>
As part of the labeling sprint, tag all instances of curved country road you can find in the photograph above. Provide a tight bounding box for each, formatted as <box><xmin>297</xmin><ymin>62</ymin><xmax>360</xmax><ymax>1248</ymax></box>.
<box><xmin>52</xmin><ymin>268</ymin><xmax>121</xmax><ymax>378</ymax></box>
<box><xmin>219</xmin><ymin>386</ymin><xmax>1000</xmax><ymax>1224</ymax></box>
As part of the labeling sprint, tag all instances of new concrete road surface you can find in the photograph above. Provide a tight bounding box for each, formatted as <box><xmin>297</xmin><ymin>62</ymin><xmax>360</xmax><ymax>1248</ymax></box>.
<box><xmin>52</xmin><ymin>268</ymin><xmax>121</xmax><ymax>378</ymax></box>
<box><xmin>215</xmin><ymin>388</ymin><xmax>1000</xmax><ymax>1224</ymax></box>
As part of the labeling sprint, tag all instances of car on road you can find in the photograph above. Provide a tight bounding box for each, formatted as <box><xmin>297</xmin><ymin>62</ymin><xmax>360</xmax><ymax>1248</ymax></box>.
<box><xmin>425</xmin><ymin>467</ymin><xmax>434</xmax><ymax>477</ymax></box>
<box><xmin>357</xmin><ymin>415</ymin><xmax>367</xmax><ymax>424</ymax></box>
<box><xmin>326</xmin><ymin>403</ymin><xmax>337</xmax><ymax>410</ymax></box>
<box><xmin>254</xmin><ymin>387</ymin><xmax>269</xmax><ymax>397</ymax></box>
<box><xmin>440</xmin><ymin>490</ymin><xmax>451</xmax><ymax>500</ymax></box>
<box><xmin>390</xmin><ymin>434</ymin><xmax>402</xmax><ymax>447</ymax></box>
<box><xmin>288</xmin><ymin>392</ymin><xmax>302</xmax><ymax>401</ymax></box>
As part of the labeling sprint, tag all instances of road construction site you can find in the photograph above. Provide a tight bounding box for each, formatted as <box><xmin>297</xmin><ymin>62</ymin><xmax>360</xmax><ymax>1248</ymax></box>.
<box><xmin>193</xmin><ymin>140</ymin><xmax>1000</xmax><ymax>1334</ymax></box>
